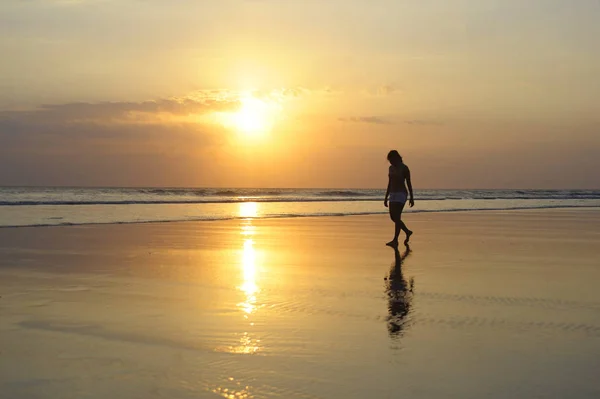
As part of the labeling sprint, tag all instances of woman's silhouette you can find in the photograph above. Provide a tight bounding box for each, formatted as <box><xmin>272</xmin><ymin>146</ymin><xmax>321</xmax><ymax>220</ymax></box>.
<box><xmin>385</xmin><ymin>246</ymin><xmax>414</xmax><ymax>338</ymax></box>
<box><xmin>384</xmin><ymin>150</ymin><xmax>414</xmax><ymax>247</ymax></box>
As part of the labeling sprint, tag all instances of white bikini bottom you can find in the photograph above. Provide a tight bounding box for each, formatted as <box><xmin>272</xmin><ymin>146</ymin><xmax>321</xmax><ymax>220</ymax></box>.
<box><xmin>389</xmin><ymin>192</ymin><xmax>407</xmax><ymax>204</ymax></box>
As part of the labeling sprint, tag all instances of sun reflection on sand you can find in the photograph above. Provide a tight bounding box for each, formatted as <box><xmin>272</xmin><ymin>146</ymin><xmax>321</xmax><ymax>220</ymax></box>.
<box><xmin>240</xmin><ymin>224</ymin><xmax>256</xmax><ymax>236</ymax></box>
<box><xmin>239</xmin><ymin>202</ymin><xmax>259</xmax><ymax>219</ymax></box>
<box><xmin>211</xmin><ymin>385</ymin><xmax>252</xmax><ymax>399</ymax></box>
<box><xmin>210</xmin><ymin>375</ymin><xmax>253</xmax><ymax>399</ymax></box>
<box><xmin>229</xmin><ymin>219</ymin><xmax>263</xmax><ymax>355</ymax></box>
<box><xmin>239</xmin><ymin>239</ymin><xmax>258</xmax><ymax>315</ymax></box>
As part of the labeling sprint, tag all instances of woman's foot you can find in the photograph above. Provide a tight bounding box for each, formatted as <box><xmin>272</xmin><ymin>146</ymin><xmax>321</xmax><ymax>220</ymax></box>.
<box><xmin>386</xmin><ymin>240</ymin><xmax>399</xmax><ymax>247</ymax></box>
<box><xmin>404</xmin><ymin>230</ymin><xmax>413</xmax><ymax>246</ymax></box>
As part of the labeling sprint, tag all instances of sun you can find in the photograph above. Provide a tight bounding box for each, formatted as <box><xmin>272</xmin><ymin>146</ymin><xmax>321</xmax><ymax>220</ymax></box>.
<box><xmin>228</xmin><ymin>95</ymin><xmax>277</xmax><ymax>137</ymax></box>
<box><xmin>233</xmin><ymin>97</ymin><xmax>267</xmax><ymax>134</ymax></box>
<box><xmin>212</xmin><ymin>92</ymin><xmax>281</xmax><ymax>138</ymax></box>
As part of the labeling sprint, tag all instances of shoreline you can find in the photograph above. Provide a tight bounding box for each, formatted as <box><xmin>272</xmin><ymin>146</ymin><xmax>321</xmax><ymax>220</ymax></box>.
<box><xmin>1</xmin><ymin>205</ymin><xmax>599</xmax><ymax>230</ymax></box>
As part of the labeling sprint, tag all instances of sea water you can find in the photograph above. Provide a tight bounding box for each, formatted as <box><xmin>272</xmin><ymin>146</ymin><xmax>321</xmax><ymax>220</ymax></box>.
<box><xmin>1</xmin><ymin>187</ymin><xmax>599</xmax><ymax>227</ymax></box>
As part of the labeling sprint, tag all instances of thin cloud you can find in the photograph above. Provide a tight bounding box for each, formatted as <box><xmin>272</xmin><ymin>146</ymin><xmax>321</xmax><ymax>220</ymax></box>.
<box><xmin>7</xmin><ymin>97</ymin><xmax>241</xmax><ymax>123</ymax></box>
<box><xmin>404</xmin><ymin>119</ymin><xmax>445</xmax><ymax>126</ymax></box>
<box><xmin>375</xmin><ymin>85</ymin><xmax>399</xmax><ymax>96</ymax></box>
<box><xmin>362</xmin><ymin>84</ymin><xmax>400</xmax><ymax>97</ymax></box>
<box><xmin>338</xmin><ymin>116</ymin><xmax>392</xmax><ymax>125</ymax></box>
<box><xmin>0</xmin><ymin>93</ymin><xmax>237</xmax><ymax>158</ymax></box>
<box><xmin>0</xmin><ymin>94</ymin><xmax>231</xmax><ymax>186</ymax></box>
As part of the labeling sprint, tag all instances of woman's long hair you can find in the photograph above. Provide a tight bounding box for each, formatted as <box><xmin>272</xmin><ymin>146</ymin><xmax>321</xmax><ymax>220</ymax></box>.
<box><xmin>387</xmin><ymin>150</ymin><xmax>403</xmax><ymax>167</ymax></box>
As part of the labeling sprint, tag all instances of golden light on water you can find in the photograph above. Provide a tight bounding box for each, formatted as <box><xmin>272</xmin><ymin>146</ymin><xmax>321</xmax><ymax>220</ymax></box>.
<box><xmin>239</xmin><ymin>202</ymin><xmax>259</xmax><ymax>218</ymax></box>
<box><xmin>229</xmin><ymin>224</ymin><xmax>263</xmax><ymax>355</ymax></box>
<box><xmin>240</xmin><ymin>224</ymin><xmax>256</xmax><ymax>236</ymax></box>
<box><xmin>239</xmin><ymin>238</ymin><xmax>258</xmax><ymax>313</ymax></box>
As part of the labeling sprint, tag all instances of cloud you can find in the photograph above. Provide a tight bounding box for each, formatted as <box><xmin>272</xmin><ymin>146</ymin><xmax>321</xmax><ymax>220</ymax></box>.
<box><xmin>375</xmin><ymin>85</ymin><xmax>398</xmax><ymax>96</ymax></box>
<box><xmin>361</xmin><ymin>84</ymin><xmax>400</xmax><ymax>97</ymax></box>
<box><xmin>0</xmin><ymin>93</ymin><xmax>240</xmax><ymax>161</ymax></box>
<box><xmin>1</xmin><ymin>95</ymin><xmax>240</xmax><ymax>124</ymax></box>
<box><xmin>403</xmin><ymin>119</ymin><xmax>445</xmax><ymax>126</ymax></box>
<box><xmin>0</xmin><ymin>93</ymin><xmax>238</xmax><ymax>185</ymax></box>
<box><xmin>252</xmin><ymin>87</ymin><xmax>310</xmax><ymax>100</ymax></box>
<box><xmin>0</xmin><ymin>93</ymin><xmax>243</xmax><ymax>154</ymax></box>
<box><xmin>338</xmin><ymin>116</ymin><xmax>392</xmax><ymax>125</ymax></box>
<box><xmin>41</xmin><ymin>0</ymin><xmax>111</xmax><ymax>6</ymax></box>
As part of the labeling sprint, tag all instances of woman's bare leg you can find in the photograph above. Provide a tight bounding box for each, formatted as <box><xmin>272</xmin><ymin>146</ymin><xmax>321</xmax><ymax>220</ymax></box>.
<box><xmin>387</xmin><ymin>202</ymin><xmax>409</xmax><ymax>246</ymax></box>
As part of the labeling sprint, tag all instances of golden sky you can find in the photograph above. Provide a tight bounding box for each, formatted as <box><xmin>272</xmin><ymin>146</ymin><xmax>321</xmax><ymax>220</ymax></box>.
<box><xmin>1</xmin><ymin>0</ymin><xmax>599</xmax><ymax>188</ymax></box>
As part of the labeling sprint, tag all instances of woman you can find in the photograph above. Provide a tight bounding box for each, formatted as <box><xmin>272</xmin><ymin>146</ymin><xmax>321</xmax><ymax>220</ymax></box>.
<box><xmin>384</xmin><ymin>150</ymin><xmax>414</xmax><ymax>247</ymax></box>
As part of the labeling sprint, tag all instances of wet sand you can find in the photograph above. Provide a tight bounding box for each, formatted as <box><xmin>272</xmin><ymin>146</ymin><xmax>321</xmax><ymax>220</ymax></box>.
<box><xmin>1</xmin><ymin>209</ymin><xmax>599</xmax><ymax>399</ymax></box>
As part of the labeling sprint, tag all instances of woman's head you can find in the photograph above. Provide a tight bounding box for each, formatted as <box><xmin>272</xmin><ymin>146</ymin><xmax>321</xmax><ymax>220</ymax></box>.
<box><xmin>387</xmin><ymin>150</ymin><xmax>403</xmax><ymax>166</ymax></box>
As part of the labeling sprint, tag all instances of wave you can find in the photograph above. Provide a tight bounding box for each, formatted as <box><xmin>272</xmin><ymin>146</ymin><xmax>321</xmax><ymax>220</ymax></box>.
<box><xmin>213</xmin><ymin>190</ymin><xmax>237</xmax><ymax>196</ymax></box>
<box><xmin>1</xmin><ymin>204</ymin><xmax>598</xmax><ymax>229</ymax></box>
<box><xmin>317</xmin><ymin>190</ymin><xmax>372</xmax><ymax>197</ymax></box>
<box><xmin>468</xmin><ymin>196</ymin><xmax>600</xmax><ymax>200</ymax></box>
<box><xmin>3</xmin><ymin>194</ymin><xmax>600</xmax><ymax>206</ymax></box>
<box><xmin>260</xmin><ymin>190</ymin><xmax>283</xmax><ymax>196</ymax></box>
<box><xmin>139</xmin><ymin>188</ymin><xmax>208</xmax><ymax>196</ymax></box>
<box><xmin>0</xmin><ymin>198</ymin><xmax>381</xmax><ymax>206</ymax></box>
<box><xmin>213</xmin><ymin>189</ymin><xmax>283</xmax><ymax>196</ymax></box>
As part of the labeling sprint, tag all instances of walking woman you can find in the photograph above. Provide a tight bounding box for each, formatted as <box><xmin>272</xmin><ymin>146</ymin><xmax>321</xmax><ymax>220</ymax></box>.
<box><xmin>384</xmin><ymin>150</ymin><xmax>414</xmax><ymax>246</ymax></box>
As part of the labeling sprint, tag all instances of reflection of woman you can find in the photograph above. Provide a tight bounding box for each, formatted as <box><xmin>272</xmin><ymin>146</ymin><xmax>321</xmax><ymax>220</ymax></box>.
<box><xmin>386</xmin><ymin>246</ymin><xmax>414</xmax><ymax>337</ymax></box>
<box><xmin>384</xmin><ymin>150</ymin><xmax>414</xmax><ymax>247</ymax></box>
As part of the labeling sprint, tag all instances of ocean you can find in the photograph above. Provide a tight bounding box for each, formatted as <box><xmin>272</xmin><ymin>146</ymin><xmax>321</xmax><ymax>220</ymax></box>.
<box><xmin>1</xmin><ymin>187</ymin><xmax>599</xmax><ymax>228</ymax></box>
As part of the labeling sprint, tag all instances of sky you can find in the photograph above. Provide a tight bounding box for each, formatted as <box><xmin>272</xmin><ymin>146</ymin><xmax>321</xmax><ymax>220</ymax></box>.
<box><xmin>1</xmin><ymin>0</ymin><xmax>599</xmax><ymax>189</ymax></box>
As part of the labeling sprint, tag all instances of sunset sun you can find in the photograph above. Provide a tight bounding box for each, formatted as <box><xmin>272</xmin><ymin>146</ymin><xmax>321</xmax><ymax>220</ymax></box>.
<box><xmin>227</xmin><ymin>95</ymin><xmax>278</xmax><ymax>137</ymax></box>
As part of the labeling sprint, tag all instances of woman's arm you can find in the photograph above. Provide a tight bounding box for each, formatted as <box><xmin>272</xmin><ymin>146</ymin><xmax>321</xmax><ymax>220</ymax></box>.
<box><xmin>384</xmin><ymin>176</ymin><xmax>391</xmax><ymax>207</ymax></box>
<box><xmin>406</xmin><ymin>166</ymin><xmax>414</xmax><ymax>207</ymax></box>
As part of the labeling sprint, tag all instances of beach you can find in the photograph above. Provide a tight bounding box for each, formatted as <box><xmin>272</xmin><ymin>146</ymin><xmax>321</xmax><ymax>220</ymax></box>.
<box><xmin>1</xmin><ymin>209</ymin><xmax>599</xmax><ymax>398</ymax></box>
